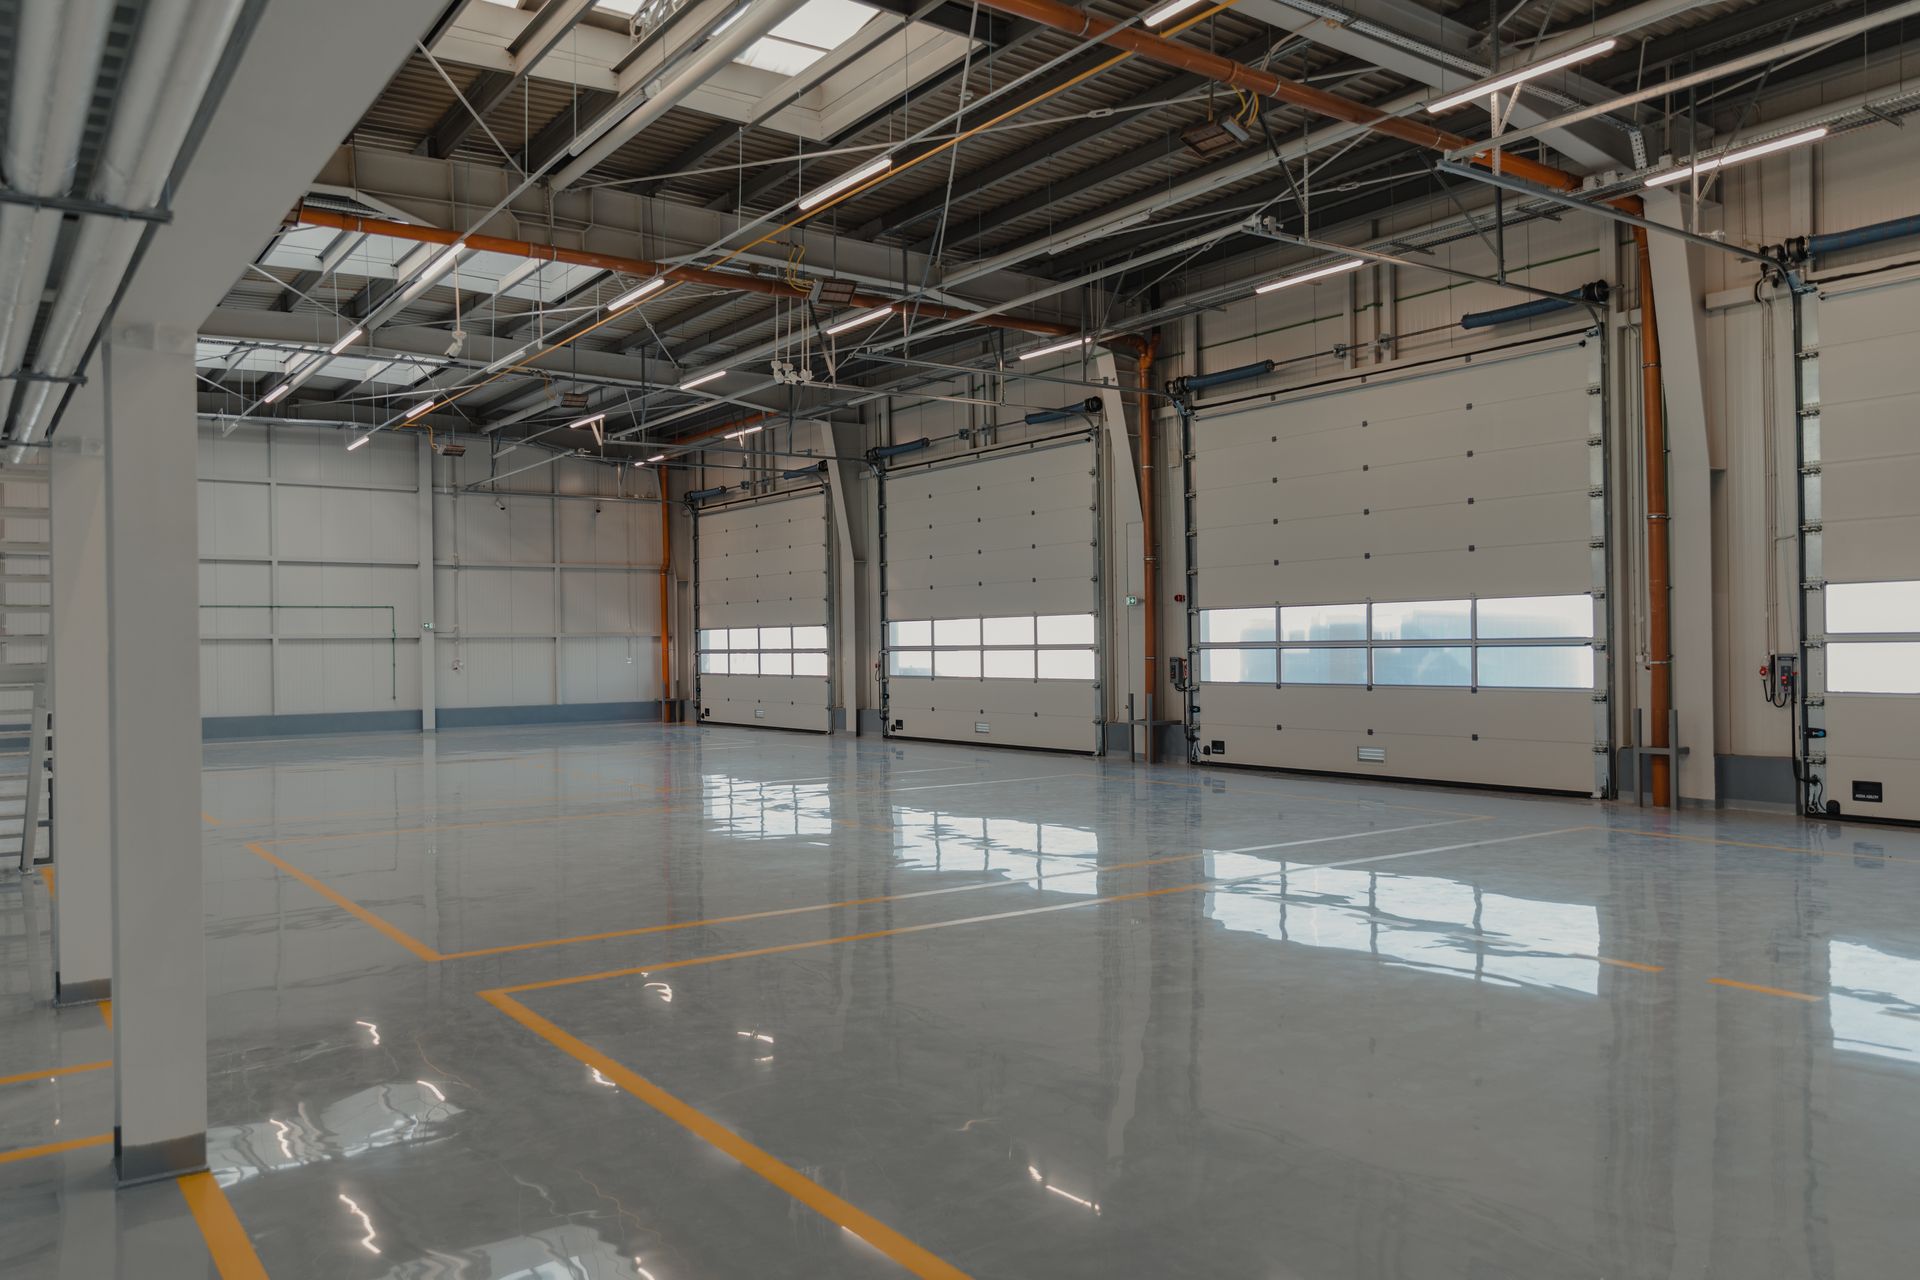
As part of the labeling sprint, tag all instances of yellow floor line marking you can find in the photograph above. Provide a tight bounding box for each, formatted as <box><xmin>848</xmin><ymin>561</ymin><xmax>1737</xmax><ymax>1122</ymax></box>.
<box><xmin>0</xmin><ymin>1133</ymin><xmax>112</xmax><ymax>1166</ymax></box>
<box><xmin>39</xmin><ymin>865</ymin><xmax>53</xmax><ymax>897</ymax></box>
<box><xmin>272</xmin><ymin>818</ymin><xmax>1473</xmax><ymax>964</ymax></box>
<box><xmin>179</xmin><ymin>1170</ymin><xmax>270</xmax><ymax>1280</ymax></box>
<box><xmin>0</xmin><ymin>1060</ymin><xmax>111</xmax><ymax>1089</ymax></box>
<box><xmin>1709</xmin><ymin>977</ymin><xmax>1822</xmax><ymax>1002</ymax></box>
<box><xmin>99</xmin><ymin>1000</ymin><xmax>111</xmax><ymax>1029</ymax></box>
<box><xmin>1597</xmin><ymin>957</ymin><xmax>1665</xmax><ymax>973</ymax></box>
<box><xmin>244</xmin><ymin>842</ymin><xmax>443</xmax><ymax>962</ymax></box>
<box><xmin>266</xmin><ymin>802</ymin><xmax>678</xmax><ymax>845</ymax></box>
<box><xmin>490</xmin><ymin>826</ymin><xmax>1593</xmax><ymax>997</ymax></box>
<box><xmin>1619</xmin><ymin>826</ymin><xmax>1920</xmax><ymax>866</ymax></box>
<box><xmin>482</xmin><ymin>990</ymin><xmax>970</xmax><ymax>1280</ymax></box>
<box><xmin>201</xmin><ymin>812</ymin><xmax>221</xmax><ymax>827</ymax></box>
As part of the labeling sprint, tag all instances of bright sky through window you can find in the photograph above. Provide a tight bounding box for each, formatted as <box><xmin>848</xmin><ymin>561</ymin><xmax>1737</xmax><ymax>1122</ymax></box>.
<box><xmin>734</xmin><ymin>0</ymin><xmax>877</xmax><ymax>76</ymax></box>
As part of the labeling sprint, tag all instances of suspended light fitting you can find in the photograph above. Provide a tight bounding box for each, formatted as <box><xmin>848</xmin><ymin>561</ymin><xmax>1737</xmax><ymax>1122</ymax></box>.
<box><xmin>1020</xmin><ymin>336</ymin><xmax>1091</xmax><ymax>362</ymax></box>
<box><xmin>1425</xmin><ymin>38</ymin><xmax>1616</xmax><ymax>114</ymax></box>
<box><xmin>1644</xmin><ymin>126</ymin><xmax>1828</xmax><ymax>188</ymax></box>
<box><xmin>825</xmin><ymin>305</ymin><xmax>892</xmax><ymax>335</ymax></box>
<box><xmin>1255</xmin><ymin>258</ymin><xmax>1365</xmax><ymax>293</ymax></box>
<box><xmin>679</xmin><ymin>370</ymin><xmax>727</xmax><ymax>390</ymax></box>
<box><xmin>799</xmin><ymin>156</ymin><xmax>892</xmax><ymax>211</ymax></box>
<box><xmin>609</xmin><ymin>277</ymin><xmax>667</xmax><ymax>309</ymax></box>
<box><xmin>328</xmin><ymin>327</ymin><xmax>365</xmax><ymax>355</ymax></box>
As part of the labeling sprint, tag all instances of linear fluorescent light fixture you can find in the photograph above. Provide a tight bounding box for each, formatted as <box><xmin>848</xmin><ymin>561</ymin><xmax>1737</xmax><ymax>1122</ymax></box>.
<box><xmin>609</xmin><ymin>277</ymin><xmax>667</xmax><ymax>309</ymax></box>
<box><xmin>826</xmin><ymin>305</ymin><xmax>892</xmax><ymax>335</ymax></box>
<box><xmin>1255</xmin><ymin>257</ymin><xmax>1365</xmax><ymax>293</ymax></box>
<box><xmin>328</xmin><ymin>327</ymin><xmax>365</xmax><ymax>355</ymax></box>
<box><xmin>261</xmin><ymin>383</ymin><xmax>291</xmax><ymax>405</ymax></box>
<box><xmin>568</xmin><ymin>413</ymin><xmax>606</xmax><ymax>431</ymax></box>
<box><xmin>647</xmin><ymin>453</ymin><xmax>667</xmax><ymax>462</ymax></box>
<box><xmin>1644</xmin><ymin>126</ymin><xmax>1828</xmax><ymax>188</ymax></box>
<box><xmin>1426</xmin><ymin>38</ymin><xmax>1616</xmax><ymax>114</ymax></box>
<box><xmin>723</xmin><ymin>424</ymin><xmax>764</xmax><ymax>440</ymax></box>
<box><xmin>1143</xmin><ymin>0</ymin><xmax>1206</xmax><ymax>25</ymax></box>
<box><xmin>403</xmin><ymin>398</ymin><xmax>437</xmax><ymax>419</ymax></box>
<box><xmin>418</xmin><ymin>242</ymin><xmax>466</xmax><ymax>285</ymax></box>
<box><xmin>798</xmin><ymin>156</ymin><xmax>892</xmax><ymax>211</ymax></box>
<box><xmin>1020</xmin><ymin>336</ymin><xmax>1090</xmax><ymax>362</ymax></box>
<box><xmin>346</xmin><ymin>435</ymin><xmax>370</xmax><ymax>451</ymax></box>
<box><xmin>680</xmin><ymin>370</ymin><xmax>727</xmax><ymax>390</ymax></box>
<box><xmin>484</xmin><ymin>344</ymin><xmax>530</xmax><ymax>372</ymax></box>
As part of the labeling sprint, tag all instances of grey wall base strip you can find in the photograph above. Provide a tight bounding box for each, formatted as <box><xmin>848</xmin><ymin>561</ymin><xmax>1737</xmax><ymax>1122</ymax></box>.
<box><xmin>204</xmin><ymin>710</ymin><xmax>423</xmax><ymax>739</ymax></box>
<box><xmin>1716</xmin><ymin>754</ymin><xmax>1798</xmax><ymax>808</ymax></box>
<box><xmin>55</xmin><ymin>975</ymin><xmax>110</xmax><ymax>1007</ymax></box>
<box><xmin>436</xmin><ymin>702</ymin><xmax>663</xmax><ymax>729</ymax></box>
<box><xmin>115</xmin><ymin>1131</ymin><xmax>208</xmax><ymax>1187</ymax></box>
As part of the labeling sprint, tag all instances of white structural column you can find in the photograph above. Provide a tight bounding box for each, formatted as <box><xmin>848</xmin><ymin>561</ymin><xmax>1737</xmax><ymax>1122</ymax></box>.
<box><xmin>100</xmin><ymin>323</ymin><xmax>207</xmax><ymax>1183</ymax></box>
<box><xmin>819</xmin><ymin>420</ymin><xmax>861</xmax><ymax>732</ymax></box>
<box><xmin>1093</xmin><ymin>350</ymin><xmax>1142</xmax><ymax>753</ymax></box>
<box><xmin>417</xmin><ymin>434</ymin><xmax>437</xmax><ymax>732</ymax></box>
<box><xmin>48</xmin><ymin>382</ymin><xmax>112</xmax><ymax>1004</ymax></box>
<box><xmin>1645</xmin><ymin>192</ymin><xmax>1720</xmax><ymax>803</ymax></box>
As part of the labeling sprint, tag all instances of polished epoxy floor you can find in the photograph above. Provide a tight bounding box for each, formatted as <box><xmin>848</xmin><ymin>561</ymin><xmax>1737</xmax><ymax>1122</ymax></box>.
<box><xmin>3</xmin><ymin>723</ymin><xmax>1919</xmax><ymax>1278</ymax></box>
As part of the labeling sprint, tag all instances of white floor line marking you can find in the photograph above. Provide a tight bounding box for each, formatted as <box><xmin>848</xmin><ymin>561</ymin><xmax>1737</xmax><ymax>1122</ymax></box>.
<box><xmin>865</xmin><ymin>819</ymin><xmax>1469</xmax><ymax>907</ymax></box>
<box><xmin>709</xmin><ymin>764</ymin><xmax>988</xmax><ymax>789</ymax></box>
<box><xmin>884</xmin><ymin>771</ymin><xmax>1092</xmax><ymax>793</ymax></box>
<box><xmin>844</xmin><ymin>826</ymin><xmax>1594</xmax><ymax>942</ymax></box>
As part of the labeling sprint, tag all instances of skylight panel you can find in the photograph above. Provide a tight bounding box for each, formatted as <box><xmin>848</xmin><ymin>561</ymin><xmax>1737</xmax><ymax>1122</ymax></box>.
<box><xmin>732</xmin><ymin>0</ymin><xmax>875</xmax><ymax>77</ymax></box>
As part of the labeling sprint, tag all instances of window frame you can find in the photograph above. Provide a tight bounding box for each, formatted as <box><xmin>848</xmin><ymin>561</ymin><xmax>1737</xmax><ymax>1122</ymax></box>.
<box><xmin>1194</xmin><ymin>595</ymin><xmax>1598</xmax><ymax>691</ymax></box>
<box><xmin>882</xmin><ymin>613</ymin><xmax>1098</xmax><ymax>683</ymax></box>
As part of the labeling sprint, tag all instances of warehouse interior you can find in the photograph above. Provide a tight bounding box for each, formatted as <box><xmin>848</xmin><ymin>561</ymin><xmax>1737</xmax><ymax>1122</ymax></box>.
<box><xmin>3</xmin><ymin>0</ymin><xmax>1919</xmax><ymax>1275</ymax></box>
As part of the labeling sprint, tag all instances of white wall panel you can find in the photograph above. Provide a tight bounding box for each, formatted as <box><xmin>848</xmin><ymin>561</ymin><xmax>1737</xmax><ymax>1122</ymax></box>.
<box><xmin>201</xmin><ymin>424</ymin><xmax>664</xmax><ymax>723</ymax></box>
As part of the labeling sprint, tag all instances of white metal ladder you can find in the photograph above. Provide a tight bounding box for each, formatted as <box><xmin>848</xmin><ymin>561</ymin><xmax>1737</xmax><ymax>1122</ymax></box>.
<box><xmin>0</xmin><ymin>467</ymin><xmax>51</xmax><ymax>871</ymax></box>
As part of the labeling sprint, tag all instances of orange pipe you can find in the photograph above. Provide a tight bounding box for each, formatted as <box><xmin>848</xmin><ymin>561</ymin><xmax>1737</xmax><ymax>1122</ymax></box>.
<box><xmin>1136</xmin><ymin>333</ymin><xmax>1160</xmax><ymax>764</ymax></box>
<box><xmin>966</xmin><ymin>0</ymin><xmax>1587</xmax><ymax>194</ymax></box>
<box><xmin>1633</xmin><ymin>229</ymin><xmax>1673</xmax><ymax>805</ymax></box>
<box><xmin>292</xmin><ymin>206</ymin><xmax>1080</xmax><ymax>340</ymax></box>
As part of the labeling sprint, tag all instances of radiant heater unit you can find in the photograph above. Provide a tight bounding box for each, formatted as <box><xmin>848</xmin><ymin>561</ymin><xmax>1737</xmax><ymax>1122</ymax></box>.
<box><xmin>1181</xmin><ymin>117</ymin><xmax>1251</xmax><ymax>156</ymax></box>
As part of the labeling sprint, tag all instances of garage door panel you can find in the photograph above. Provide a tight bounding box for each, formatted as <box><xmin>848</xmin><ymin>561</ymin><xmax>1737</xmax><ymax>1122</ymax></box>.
<box><xmin>883</xmin><ymin>438</ymin><xmax>1102</xmax><ymax>752</ymax></box>
<box><xmin>697</xmin><ymin>490</ymin><xmax>833</xmax><ymax>733</ymax></box>
<box><xmin>1195</xmin><ymin>686</ymin><xmax>1593</xmax><ymax>792</ymax></box>
<box><xmin>1191</xmin><ymin>339</ymin><xmax>1606</xmax><ymax>793</ymax></box>
<box><xmin>891</xmin><ymin>577</ymin><xmax>1095</xmax><ymax>620</ymax></box>
<box><xmin>1807</xmin><ymin>278</ymin><xmax>1920</xmax><ymax>818</ymax></box>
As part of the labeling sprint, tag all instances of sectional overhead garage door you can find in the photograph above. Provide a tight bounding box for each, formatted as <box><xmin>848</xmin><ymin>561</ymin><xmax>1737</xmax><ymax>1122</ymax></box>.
<box><xmin>881</xmin><ymin>434</ymin><xmax>1103</xmax><ymax>753</ymax></box>
<box><xmin>1187</xmin><ymin>335</ymin><xmax>1610</xmax><ymax>794</ymax></box>
<box><xmin>694</xmin><ymin>486</ymin><xmax>834</xmax><ymax>733</ymax></box>
<box><xmin>1798</xmin><ymin>276</ymin><xmax>1920</xmax><ymax>821</ymax></box>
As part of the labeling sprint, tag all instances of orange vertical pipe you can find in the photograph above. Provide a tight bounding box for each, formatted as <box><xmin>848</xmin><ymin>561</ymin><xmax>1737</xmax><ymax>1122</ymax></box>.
<box><xmin>658</xmin><ymin>465</ymin><xmax>673</xmax><ymax>722</ymax></box>
<box><xmin>1633</xmin><ymin>229</ymin><xmax>1673</xmax><ymax>805</ymax></box>
<box><xmin>1137</xmin><ymin>334</ymin><xmax>1160</xmax><ymax>764</ymax></box>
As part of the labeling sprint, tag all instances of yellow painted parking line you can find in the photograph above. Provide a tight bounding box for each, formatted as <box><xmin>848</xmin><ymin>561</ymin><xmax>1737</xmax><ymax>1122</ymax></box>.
<box><xmin>1709</xmin><ymin>977</ymin><xmax>1822</xmax><ymax>1002</ymax></box>
<box><xmin>244</xmin><ymin>842</ymin><xmax>442</xmax><ymax>962</ymax></box>
<box><xmin>483</xmin><ymin>990</ymin><xmax>971</xmax><ymax>1280</ymax></box>
<box><xmin>179</xmin><ymin>1171</ymin><xmax>270</xmax><ymax>1280</ymax></box>
<box><xmin>202</xmin><ymin>812</ymin><xmax>221</xmax><ymax>827</ymax></box>
<box><xmin>1596</xmin><ymin>957</ymin><xmax>1665</xmax><ymax>973</ymax></box>
<box><xmin>39</xmin><ymin>865</ymin><xmax>52</xmax><ymax>896</ymax></box>
<box><xmin>99</xmin><ymin>1000</ymin><xmax>111</xmax><ymax>1029</ymax></box>
<box><xmin>0</xmin><ymin>1060</ymin><xmax>111</xmax><ymax>1089</ymax></box>
<box><xmin>0</xmin><ymin>1133</ymin><xmax>112</xmax><ymax>1166</ymax></box>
